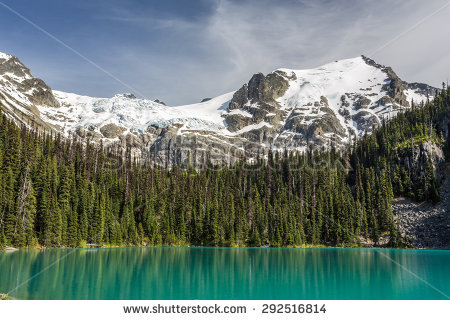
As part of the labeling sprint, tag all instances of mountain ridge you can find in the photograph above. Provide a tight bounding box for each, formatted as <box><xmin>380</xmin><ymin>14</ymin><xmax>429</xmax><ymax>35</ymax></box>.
<box><xmin>0</xmin><ymin>51</ymin><xmax>437</xmax><ymax>164</ymax></box>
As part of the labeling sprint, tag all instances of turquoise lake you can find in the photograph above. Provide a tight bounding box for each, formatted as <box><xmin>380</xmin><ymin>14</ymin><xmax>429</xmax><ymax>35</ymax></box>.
<box><xmin>0</xmin><ymin>247</ymin><xmax>449</xmax><ymax>299</ymax></box>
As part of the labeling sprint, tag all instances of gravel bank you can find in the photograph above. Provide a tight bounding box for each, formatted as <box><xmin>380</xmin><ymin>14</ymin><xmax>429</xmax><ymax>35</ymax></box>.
<box><xmin>393</xmin><ymin>172</ymin><xmax>450</xmax><ymax>249</ymax></box>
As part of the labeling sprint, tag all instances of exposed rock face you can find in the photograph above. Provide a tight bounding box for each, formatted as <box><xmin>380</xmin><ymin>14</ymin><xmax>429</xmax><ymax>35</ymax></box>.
<box><xmin>394</xmin><ymin>141</ymin><xmax>446</xmax><ymax>181</ymax></box>
<box><xmin>115</xmin><ymin>93</ymin><xmax>136</xmax><ymax>99</ymax></box>
<box><xmin>225</xmin><ymin>114</ymin><xmax>253</xmax><ymax>132</ymax></box>
<box><xmin>75</xmin><ymin>127</ymin><xmax>103</xmax><ymax>141</ymax></box>
<box><xmin>149</xmin><ymin>127</ymin><xmax>248</xmax><ymax>168</ymax></box>
<box><xmin>283</xmin><ymin>101</ymin><xmax>347</xmax><ymax>145</ymax></box>
<box><xmin>226</xmin><ymin>71</ymin><xmax>290</xmax><ymax>132</ymax></box>
<box><xmin>0</xmin><ymin>53</ymin><xmax>60</xmax><ymax>133</ymax></box>
<box><xmin>362</xmin><ymin>55</ymin><xmax>437</xmax><ymax>106</ymax></box>
<box><xmin>382</xmin><ymin>69</ymin><xmax>409</xmax><ymax>107</ymax></box>
<box><xmin>353</xmin><ymin>95</ymin><xmax>371</xmax><ymax>110</ymax></box>
<box><xmin>100</xmin><ymin>123</ymin><xmax>127</xmax><ymax>139</ymax></box>
<box><xmin>376</xmin><ymin>95</ymin><xmax>393</xmax><ymax>106</ymax></box>
<box><xmin>23</xmin><ymin>78</ymin><xmax>60</xmax><ymax>108</ymax></box>
<box><xmin>0</xmin><ymin>55</ymin><xmax>60</xmax><ymax>109</ymax></box>
<box><xmin>416</xmin><ymin>141</ymin><xmax>445</xmax><ymax>165</ymax></box>
<box><xmin>229</xmin><ymin>71</ymin><xmax>290</xmax><ymax>110</ymax></box>
<box><xmin>154</xmin><ymin>99</ymin><xmax>166</xmax><ymax>105</ymax></box>
<box><xmin>222</xmin><ymin>71</ymin><xmax>298</xmax><ymax>149</ymax></box>
<box><xmin>246</xmin><ymin>72</ymin><xmax>290</xmax><ymax>103</ymax></box>
<box><xmin>352</xmin><ymin>111</ymin><xmax>380</xmax><ymax>133</ymax></box>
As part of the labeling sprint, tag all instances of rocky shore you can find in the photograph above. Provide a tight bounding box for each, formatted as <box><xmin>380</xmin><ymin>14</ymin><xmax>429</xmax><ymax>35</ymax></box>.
<box><xmin>0</xmin><ymin>293</ymin><xmax>12</xmax><ymax>300</ymax></box>
<box><xmin>393</xmin><ymin>171</ymin><xmax>450</xmax><ymax>249</ymax></box>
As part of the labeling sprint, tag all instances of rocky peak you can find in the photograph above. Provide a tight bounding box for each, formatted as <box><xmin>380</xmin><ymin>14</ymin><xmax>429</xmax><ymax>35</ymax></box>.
<box><xmin>361</xmin><ymin>55</ymin><xmax>410</xmax><ymax>107</ymax></box>
<box><xmin>0</xmin><ymin>52</ymin><xmax>438</xmax><ymax>166</ymax></box>
<box><xmin>0</xmin><ymin>54</ymin><xmax>31</xmax><ymax>78</ymax></box>
<box><xmin>0</xmin><ymin>51</ymin><xmax>60</xmax><ymax>109</ymax></box>
<box><xmin>114</xmin><ymin>93</ymin><xmax>136</xmax><ymax>99</ymax></box>
<box><xmin>153</xmin><ymin>99</ymin><xmax>166</xmax><ymax>105</ymax></box>
<box><xmin>222</xmin><ymin>56</ymin><xmax>437</xmax><ymax>153</ymax></box>
<box><xmin>225</xmin><ymin>70</ymin><xmax>291</xmax><ymax>132</ymax></box>
<box><xmin>229</xmin><ymin>71</ymin><xmax>290</xmax><ymax>110</ymax></box>
<box><xmin>362</xmin><ymin>55</ymin><xmax>437</xmax><ymax>107</ymax></box>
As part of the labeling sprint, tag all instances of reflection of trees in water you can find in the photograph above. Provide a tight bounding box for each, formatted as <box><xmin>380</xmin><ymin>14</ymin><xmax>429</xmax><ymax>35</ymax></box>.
<box><xmin>0</xmin><ymin>248</ymin><xmax>448</xmax><ymax>299</ymax></box>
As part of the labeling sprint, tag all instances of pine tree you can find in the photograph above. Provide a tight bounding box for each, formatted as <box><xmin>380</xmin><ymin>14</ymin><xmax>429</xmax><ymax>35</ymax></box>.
<box><xmin>17</xmin><ymin>178</ymin><xmax>37</xmax><ymax>247</ymax></box>
<box><xmin>2</xmin><ymin>167</ymin><xmax>16</xmax><ymax>244</ymax></box>
<box><xmin>0</xmin><ymin>229</ymin><xmax>6</xmax><ymax>250</ymax></box>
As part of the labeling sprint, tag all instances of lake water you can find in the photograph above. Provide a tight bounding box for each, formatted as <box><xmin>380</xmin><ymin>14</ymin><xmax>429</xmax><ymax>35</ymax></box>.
<box><xmin>0</xmin><ymin>247</ymin><xmax>449</xmax><ymax>299</ymax></box>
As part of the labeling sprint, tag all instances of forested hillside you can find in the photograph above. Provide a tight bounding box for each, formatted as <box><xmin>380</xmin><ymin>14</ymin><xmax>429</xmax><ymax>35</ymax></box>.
<box><xmin>0</xmin><ymin>86</ymin><xmax>448</xmax><ymax>249</ymax></box>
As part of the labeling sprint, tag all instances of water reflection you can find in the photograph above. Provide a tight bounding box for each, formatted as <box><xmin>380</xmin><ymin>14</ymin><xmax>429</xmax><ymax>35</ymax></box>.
<box><xmin>0</xmin><ymin>248</ymin><xmax>448</xmax><ymax>299</ymax></box>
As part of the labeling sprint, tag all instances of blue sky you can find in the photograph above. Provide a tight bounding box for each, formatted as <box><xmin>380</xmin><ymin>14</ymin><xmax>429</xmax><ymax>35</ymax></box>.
<box><xmin>1</xmin><ymin>0</ymin><xmax>449</xmax><ymax>105</ymax></box>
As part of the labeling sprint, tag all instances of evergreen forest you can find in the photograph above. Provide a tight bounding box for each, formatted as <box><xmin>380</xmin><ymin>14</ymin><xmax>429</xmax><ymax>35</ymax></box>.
<box><xmin>0</xmin><ymin>86</ymin><xmax>449</xmax><ymax>249</ymax></box>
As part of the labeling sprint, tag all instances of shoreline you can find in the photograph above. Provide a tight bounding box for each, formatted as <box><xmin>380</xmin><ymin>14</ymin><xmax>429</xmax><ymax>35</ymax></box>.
<box><xmin>3</xmin><ymin>244</ymin><xmax>446</xmax><ymax>251</ymax></box>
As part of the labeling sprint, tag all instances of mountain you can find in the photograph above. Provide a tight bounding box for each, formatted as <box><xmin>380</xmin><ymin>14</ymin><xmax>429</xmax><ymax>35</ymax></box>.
<box><xmin>0</xmin><ymin>51</ymin><xmax>437</xmax><ymax>164</ymax></box>
<box><xmin>0</xmin><ymin>52</ymin><xmax>59</xmax><ymax>131</ymax></box>
<box><xmin>1</xmin><ymin>50</ymin><xmax>449</xmax><ymax>250</ymax></box>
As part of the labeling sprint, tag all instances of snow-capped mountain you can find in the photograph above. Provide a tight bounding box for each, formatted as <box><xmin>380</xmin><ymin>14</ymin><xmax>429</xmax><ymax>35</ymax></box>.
<box><xmin>0</xmin><ymin>52</ymin><xmax>60</xmax><ymax>131</ymax></box>
<box><xmin>0</xmin><ymin>51</ymin><xmax>436</xmax><ymax>164</ymax></box>
<box><xmin>231</xmin><ymin>56</ymin><xmax>435</xmax><ymax>154</ymax></box>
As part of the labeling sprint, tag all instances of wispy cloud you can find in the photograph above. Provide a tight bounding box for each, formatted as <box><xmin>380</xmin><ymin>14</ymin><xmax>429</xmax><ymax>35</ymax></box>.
<box><xmin>159</xmin><ymin>0</ymin><xmax>449</xmax><ymax>104</ymax></box>
<box><xmin>2</xmin><ymin>0</ymin><xmax>449</xmax><ymax>104</ymax></box>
